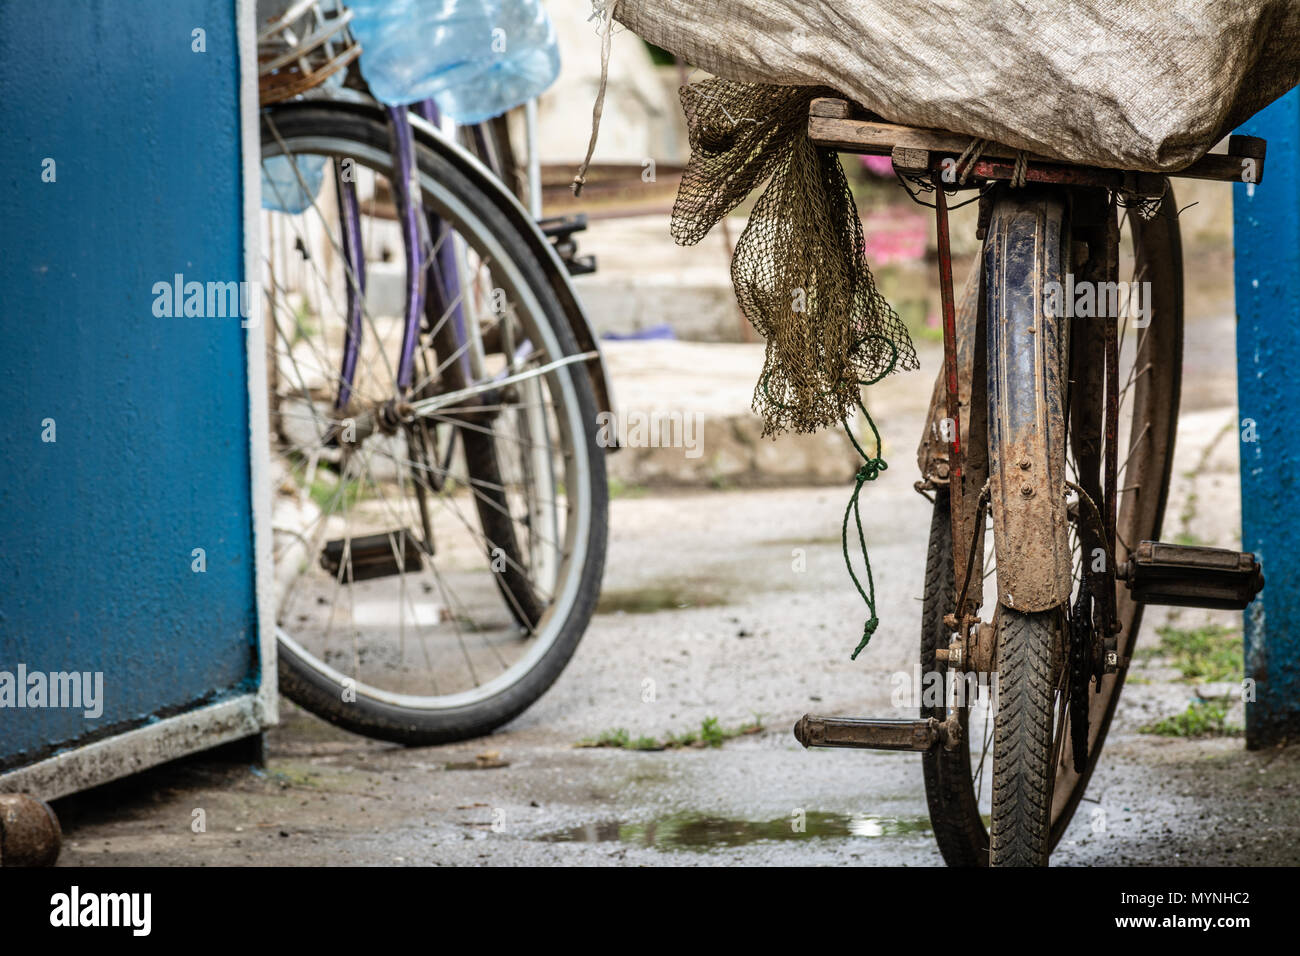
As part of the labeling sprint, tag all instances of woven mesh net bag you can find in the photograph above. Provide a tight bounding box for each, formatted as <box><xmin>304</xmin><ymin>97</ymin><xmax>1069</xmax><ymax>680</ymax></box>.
<box><xmin>671</xmin><ymin>80</ymin><xmax>918</xmax><ymax>436</ymax></box>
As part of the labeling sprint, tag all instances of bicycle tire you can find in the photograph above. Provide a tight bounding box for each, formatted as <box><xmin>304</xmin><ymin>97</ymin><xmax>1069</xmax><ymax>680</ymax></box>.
<box><xmin>919</xmin><ymin>186</ymin><xmax>1183</xmax><ymax>864</ymax></box>
<box><xmin>261</xmin><ymin>103</ymin><xmax>608</xmax><ymax>744</ymax></box>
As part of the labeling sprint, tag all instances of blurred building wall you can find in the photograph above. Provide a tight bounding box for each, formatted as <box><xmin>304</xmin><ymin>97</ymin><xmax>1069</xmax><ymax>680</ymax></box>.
<box><xmin>533</xmin><ymin>0</ymin><xmax>688</xmax><ymax>166</ymax></box>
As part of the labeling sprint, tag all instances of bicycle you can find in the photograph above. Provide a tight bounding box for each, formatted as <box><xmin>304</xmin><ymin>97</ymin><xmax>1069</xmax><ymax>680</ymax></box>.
<box><xmin>794</xmin><ymin>98</ymin><xmax>1267</xmax><ymax>865</ymax></box>
<box><xmin>255</xmin><ymin>0</ymin><xmax>611</xmax><ymax>744</ymax></box>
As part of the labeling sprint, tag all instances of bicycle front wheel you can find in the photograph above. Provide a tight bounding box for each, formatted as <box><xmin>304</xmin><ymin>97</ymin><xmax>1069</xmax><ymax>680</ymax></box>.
<box><xmin>259</xmin><ymin>102</ymin><xmax>607</xmax><ymax>744</ymax></box>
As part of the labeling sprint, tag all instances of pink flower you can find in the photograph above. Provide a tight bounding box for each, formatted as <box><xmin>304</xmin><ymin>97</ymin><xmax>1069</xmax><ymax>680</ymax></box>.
<box><xmin>860</xmin><ymin>154</ymin><xmax>896</xmax><ymax>178</ymax></box>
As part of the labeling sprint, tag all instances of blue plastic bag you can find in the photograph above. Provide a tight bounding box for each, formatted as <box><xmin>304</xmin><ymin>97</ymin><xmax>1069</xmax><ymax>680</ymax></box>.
<box><xmin>348</xmin><ymin>0</ymin><xmax>561</xmax><ymax>122</ymax></box>
<box><xmin>261</xmin><ymin>154</ymin><xmax>328</xmax><ymax>215</ymax></box>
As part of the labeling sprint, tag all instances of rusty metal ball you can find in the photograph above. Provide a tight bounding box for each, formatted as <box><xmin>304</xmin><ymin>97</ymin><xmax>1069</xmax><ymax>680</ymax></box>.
<box><xmin>0</xmin><ymin>793</ymin><xmax>62</xmax><ymax>867</ymax></box>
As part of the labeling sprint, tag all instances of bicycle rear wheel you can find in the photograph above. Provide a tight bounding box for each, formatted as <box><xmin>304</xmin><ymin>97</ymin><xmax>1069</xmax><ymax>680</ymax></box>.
<box><xmin>260</xmin><ymin>102</ymin><xmax>607</xmax><ymax>744</ymax></box>
<box><xmin>920</xmin><ymin>186</ymin><xmax>1183</xmax><ymax>864</ymax></box>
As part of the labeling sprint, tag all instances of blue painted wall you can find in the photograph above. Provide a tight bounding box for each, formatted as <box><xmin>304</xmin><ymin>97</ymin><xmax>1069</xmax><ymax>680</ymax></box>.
<box><xmin>0</xmin><ymin>1</ymin><xmax>257</xmax><ymax>769</ymax></box>
<box><xmin>1235</xmin><ymin>88</ymin><xmax>1300</xmax><ymax>748</ymax></box>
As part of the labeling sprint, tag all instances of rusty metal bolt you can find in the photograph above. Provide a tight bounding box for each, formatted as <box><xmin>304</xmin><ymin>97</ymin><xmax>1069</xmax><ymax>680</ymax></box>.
<box><xmin>940</xmin><ymin>713</ymin><xmax>963</xmax><ymax>751</ymax></box>
<box><xmin>1018</xmin><ymin>459</ymin><xmax>1031</xmax><ymax>470</ymax></box>
<box><xmin>1020</xmin><ymin>483</ymin><xmax>1034</xmax><ymax>497</ymax></box>
<box><xmin>0</xmin><ymin>793</ymin><xmax>62</xmax><ymax>867</ymax></box>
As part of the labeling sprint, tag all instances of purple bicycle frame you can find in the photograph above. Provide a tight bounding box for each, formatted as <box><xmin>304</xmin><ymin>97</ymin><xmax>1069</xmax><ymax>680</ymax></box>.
<box><xmin>333</xmin><ymin>160</ymin><xmax>365</xmax><ymax>410</ymax></box>
<box><xmin>333</xmin><ymin>100</ymin><xmax>472</xmax><ymax>411</ymax></box>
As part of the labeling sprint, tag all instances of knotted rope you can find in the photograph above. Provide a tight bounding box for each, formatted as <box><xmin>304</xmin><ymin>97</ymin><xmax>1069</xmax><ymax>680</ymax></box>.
<box><xmin>840</xmin><ymin>339</ymin><xmax>897</xmax><ymax>660</ymax></box>
<box><xmin>957</xmin><ymin>137</ymin><xmax>1029</xmax><ymax>187</ymax></box>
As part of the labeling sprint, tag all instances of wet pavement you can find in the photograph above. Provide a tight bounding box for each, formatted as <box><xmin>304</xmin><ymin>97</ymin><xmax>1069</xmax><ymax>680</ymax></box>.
<box><xmin>52</xmin><ymin>389</ymin><xmax>1300</xmax><ymax>867</ymax></box>
<box><xmin>49</xmin><ymin>237</ymin><xmax>1300</xmax><ymax>867</ymax></box>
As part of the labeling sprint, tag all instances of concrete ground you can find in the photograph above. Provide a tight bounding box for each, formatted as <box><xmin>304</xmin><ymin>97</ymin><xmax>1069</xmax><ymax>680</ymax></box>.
<box><xmin>53</xmin><ymin>272</ymin><xmax>1300</xmax><ymax>866</ymax></box>
<box><xmin>51</xmin><ymin>418</ymin><xmax>1300</xmax><ymax>866</ymax></box>
<box><xmin>49</xmin><ymin>194</ymin><xmax>1300</xmax><ymax>866</ymax></box>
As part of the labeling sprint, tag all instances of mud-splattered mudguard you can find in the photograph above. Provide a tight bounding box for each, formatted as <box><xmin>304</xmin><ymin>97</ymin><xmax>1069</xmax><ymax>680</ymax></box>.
<box><xmin>983</xmin><ymin>191</ymin><xmax>1073</xmax><ymax>613</ymax></box>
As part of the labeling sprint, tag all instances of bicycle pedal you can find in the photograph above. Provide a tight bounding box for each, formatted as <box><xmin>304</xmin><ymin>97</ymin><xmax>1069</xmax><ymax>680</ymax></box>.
<box><xmin>561</xmin><ymin>253</ymin><xmax>597</xmax><ymax>276</ymax></box>
<box><xmin>1118</xmin><ymin>540</ymin><xmax>1264</xmax><ymax>610</ymax></box>
<box><xmin>793</xmin><ymin>714</ymin><xmax>945</xmax><ymax>752</ymax></box>
<box><xmin>320</xmin><ymin>531</ymin><xmax>424</xmax><ymax>582</ymax></box>
<box><xmin>537</xmin><ymin>213</ymin><xmax>588</xmax><ymax>240</ymax></box>
<box><xmin>538</xmin><ymin>214</ymin><xmax>598</xmax><ymax>275</ymax></box>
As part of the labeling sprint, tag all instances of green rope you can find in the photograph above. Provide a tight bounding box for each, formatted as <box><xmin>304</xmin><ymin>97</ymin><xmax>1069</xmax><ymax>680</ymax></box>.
<box><xmin>756</xmin><ymin>336</ymin><xmax>899</xmax><ymax>660</ymax></box>
<box><xmin>841</xmin><ymin>337</ymin><xmax>898</xmax><ymax>661</ymax></box>
<box><xmin>844</xmin><ymin>395</ymin><xmax>888</xmax><ymax>660</ymax></box>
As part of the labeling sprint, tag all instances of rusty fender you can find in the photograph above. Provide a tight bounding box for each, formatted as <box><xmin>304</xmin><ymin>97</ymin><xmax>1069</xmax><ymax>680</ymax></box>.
<box><xmin>983</xmin><ymin>192</ymin><xmax>1072</xmax><ymax>613</ymax></box>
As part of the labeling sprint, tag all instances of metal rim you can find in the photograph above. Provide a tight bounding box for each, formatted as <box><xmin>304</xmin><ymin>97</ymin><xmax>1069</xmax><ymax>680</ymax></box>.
<box><xmin>259</xmin><ymin>124</ymin><xmax>594</xmax><ymax>711</ymax></box>
<box><xmin>925</xmin><ymin>190</ymin><xmax>1183</xmax><ymax>859</ymax></box>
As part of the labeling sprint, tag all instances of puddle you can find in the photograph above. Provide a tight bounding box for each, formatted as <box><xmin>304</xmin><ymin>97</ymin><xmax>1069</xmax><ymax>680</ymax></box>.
<box><xmin>539</xmin><ymin>811</ymin><xmax>931</xmax><ymax>851</ymax></box>
<box><xmin>595</xmin><ymin>584</ymin><xmax>727</xmax><ymax>615</ymax></box>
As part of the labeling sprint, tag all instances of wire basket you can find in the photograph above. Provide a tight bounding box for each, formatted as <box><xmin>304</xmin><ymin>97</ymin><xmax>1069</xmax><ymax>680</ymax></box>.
<box><xmin>258</xmin><ymin>0</ymin><xmax>360</xmax><ymax>105</ymax></box>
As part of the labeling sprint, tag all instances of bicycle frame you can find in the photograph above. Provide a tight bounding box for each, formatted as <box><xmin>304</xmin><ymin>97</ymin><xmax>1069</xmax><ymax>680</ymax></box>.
<box><xmin>271</xmin><ymin>85</ymin><xmax>617</xmax><ymax>423</ymax></box>
<box><xmin>326</xmin><ymin>99</ymin><xmax>604</xmax><ymax>437</ymax></box>
<box><xmin>332</xmin><ymin>99</ymin><xmax>469</xmax><ymax>410</ymax></box>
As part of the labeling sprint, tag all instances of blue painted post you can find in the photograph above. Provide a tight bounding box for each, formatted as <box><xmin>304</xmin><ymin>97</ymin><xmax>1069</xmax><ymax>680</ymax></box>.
<box><xmin>1234</xmin><ymin>88</ymin><xmax>1300</xmax><ymax>749</ymax></box>
<box><xmin>0</xmin><ymin>0</ymin><xmax>271</xmax><ymax>792</ymax></box>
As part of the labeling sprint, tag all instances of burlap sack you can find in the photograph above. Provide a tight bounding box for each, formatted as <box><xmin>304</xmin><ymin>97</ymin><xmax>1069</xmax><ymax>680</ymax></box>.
<box><xmin>617</xmin><ymin>0</ymin><xmax>1300</xmax><ymax>171</ymax></box>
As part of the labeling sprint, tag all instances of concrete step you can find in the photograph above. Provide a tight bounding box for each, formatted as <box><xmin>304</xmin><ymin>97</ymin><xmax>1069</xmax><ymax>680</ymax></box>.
<box><xmin>601</xmin><ymin>339</ymin><xmax>942</xmax><ymax>488</ymax></box>
<box><xmin>572</xmin><ymin>216</ymin><xmax>744</xmax><ymax>342</ymax></box>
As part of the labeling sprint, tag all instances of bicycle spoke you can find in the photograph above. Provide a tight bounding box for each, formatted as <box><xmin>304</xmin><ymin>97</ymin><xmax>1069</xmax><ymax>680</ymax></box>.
<box><xmin>261</xmin><ymin>110</ymin><xmax>598</xmax><ymax>718</ymax></box>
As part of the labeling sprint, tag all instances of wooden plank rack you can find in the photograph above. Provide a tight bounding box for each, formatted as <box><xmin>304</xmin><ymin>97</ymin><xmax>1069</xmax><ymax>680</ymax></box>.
<box><xmin>809</xmin><ymin>97</ymin><xmax>1267</xmax><ymax>192</ymax></box>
